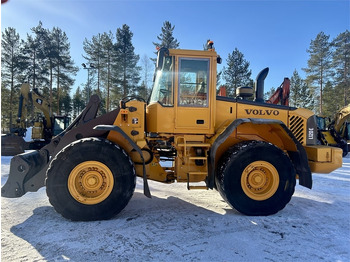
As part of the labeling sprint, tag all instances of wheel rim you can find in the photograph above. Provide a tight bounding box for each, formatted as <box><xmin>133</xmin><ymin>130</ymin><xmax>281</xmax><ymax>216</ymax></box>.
<box><xmin>241</xmin><ymin>161</ymin><xmax>279</xmax><ymax>201</ymax></box>
<box><xmin>68</xmin><ymin>161</ymin><xmax>114</xmax><ymax>205</ymax></box>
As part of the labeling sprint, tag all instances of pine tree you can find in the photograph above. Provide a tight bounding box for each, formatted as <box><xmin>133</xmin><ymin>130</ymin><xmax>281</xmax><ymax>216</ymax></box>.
<box><xmin>153</xmin><ymin>21</ymin><xmax>180</xmax><ymax>49</ymax></box>
<box><xmin>72</xmin><ymin>86</ymin><xmax>85</xmax><ymax>117</ymax></box>
<box><xmin>40</xmin><ymin>27</ymin><xmax>57</xmax><ymax>111</ymax></box>
<box><xmin>51</xmin><ymin>27</ymin><xmax>78</xmax><ymax>115</ymax></box>
<box><xmin>113</xmin><ymin>24</ymin><xmax>141</xmax><ymax>99</ymax></box>
<box><xmin>2</xmin><ymin>23</ymin><xmax>77</xmax><ymax>123</ymax></box>
<box><xmin>21</xmin><ymin>21</ymin><xmax>49</xmax><ymax>91</ymax></box>
<box><xmin>60</xmin><ymin>91</ymin><xmax>72</xmax><ymax>116</ymax></box>
<box><xmin>100</xmin><ymin>31</ymin><xmax>115</xmax><ymax>112</ymax></box>
<box><xmin>264</xmin><ymin>87</ymin><xmax>276</xmax><ymax>101</ymax></box>
<box><xmin>332</xmin><ymin>30</ymin><xmax>350</xmax><ymax>106</ymax></box>
<box><xmin>1</xmin><ymin>83</ymin><xmax>12</xmax><ymax>132</ymax></box>
<box><xmin>223</xmin><ymin>48</ymin><xmax>252</xmax><ymax>96</ymax></box>
<box><xmin>216</xmin><ymin>71</ymin><xmax>222</xmax><ymax>88</ymax></box>
<box><xmin>304</xmin><ymin>32</ymin><xmax>332</xmax><ymax>114</ymax></box>
<box><xmin>1</xmin><ymin>27</ymin><xmax>22</xmax><ymax>128</ymax></box>
<box><xmin>140</xmin><ymin>54</ymin><xmax>153</xmax><ymax>100</ymax></box>
<box><xmin>138</xmin><ymin>81</ymin><xmax>148</xmax><ymax>100</ymax></box>
<box><xmin>290</xmin><ymin>70</ymin><xmax>313</xmax><ymax>109</ymax></box>
<box><xmin>152</xmin><ymin>21</ymin><xmax>180</xmax><ymax>62</ymax></box>
<box><xmin>322</xmin><ymin>81</ymin><xmax>343</xmax><ymax>117</ymax></box>
<box><xmin>83</xmin><ymin>33</ymin><xmax>103</xmax><ymax>94</ymax></box>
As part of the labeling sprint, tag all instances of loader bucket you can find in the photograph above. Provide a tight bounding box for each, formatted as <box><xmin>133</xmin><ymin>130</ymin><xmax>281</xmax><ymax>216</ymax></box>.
<box><xmin>1</xmin><ymin>135</ymin><xmax>27</xmax><ymax>156</ymax></box>
<box><xmin>1</xmin><ymin>149</ymin><xmax>49</xmax><ymax>198</ymax></box>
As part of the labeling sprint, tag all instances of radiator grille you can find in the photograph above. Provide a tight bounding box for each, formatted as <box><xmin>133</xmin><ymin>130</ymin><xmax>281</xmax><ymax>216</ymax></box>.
<box><xmin>289</xmin><ymin>115</ymin><xmax>305</xmax><ymax>144</ymax></box>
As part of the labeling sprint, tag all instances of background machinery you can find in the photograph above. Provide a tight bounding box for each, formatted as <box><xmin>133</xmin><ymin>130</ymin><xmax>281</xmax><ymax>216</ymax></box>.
<box><xmin>1</xmin><ymin>83</ymin><xmax>70</xmax><ymax>156</ymax></box>
<box><xmin>266</xmin><ymin>77</ymin><xmax>290</xmax><ymax>106</ymax></box>
<box><xmin>317</xmin><ymin>104</ymin><xmax>350</xmax><ymax>156</ymax></box>
<box><xmin>1</xmin><ymin>44</ymin><xmax>342</xmax><ymax>221</ymax></box>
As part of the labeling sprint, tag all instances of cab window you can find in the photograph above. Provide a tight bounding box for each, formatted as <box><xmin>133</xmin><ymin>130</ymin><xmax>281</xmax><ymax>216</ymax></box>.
<box><xmin>178</xmin><ymin>58</ymin><xmax>209</xmax><ymax>107</ymax></box>
<box><xmin>149</xmin><ymin>56</ymin><xmax>174</xmax><ymax>106</ymax></box>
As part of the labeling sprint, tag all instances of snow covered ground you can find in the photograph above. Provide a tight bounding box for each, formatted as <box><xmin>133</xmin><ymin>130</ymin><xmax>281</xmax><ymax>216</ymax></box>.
<box><xmin>1</xmin><ymin>155</ymin><xmax>350</xmax><ymax>262</ymax></box>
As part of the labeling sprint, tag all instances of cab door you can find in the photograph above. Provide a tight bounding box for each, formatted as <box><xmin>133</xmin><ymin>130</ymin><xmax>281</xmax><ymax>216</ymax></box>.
<box><xmin>175</xmin><ymin>57</ymin><xmax>212</xmax><ymax>133</ymax></box>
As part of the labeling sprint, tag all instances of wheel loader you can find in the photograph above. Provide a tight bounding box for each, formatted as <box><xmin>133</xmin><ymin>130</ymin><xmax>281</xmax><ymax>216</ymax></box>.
<box><xmin>1</xmin><ymin>83</ymin><xmax>70</xmax><ymax>156</ymax></box>
<box><xmin>317</xmin><ymin>104</ymin><xmax>350</xmax><ymax>157</ymax></box>
<box><xmin>1</xmin><ymin>42</ymin><xmax>343</xmax><ymax>221</ymax></box>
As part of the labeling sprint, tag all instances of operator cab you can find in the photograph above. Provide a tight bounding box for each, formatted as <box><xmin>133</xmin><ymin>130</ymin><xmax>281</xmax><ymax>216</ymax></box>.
<box><xmin>147</xmin><ymin>46</ymin><xmax>220</xmax><ymax>134</ymax></box>
<box><xmin>53</xmin><ymin>116</ymin><xmax>70</xmax><ymax>136</ymax></box>
<box><xmin>149</xmin><ymin>49</ymin><xmax>210</xmax><ymax>108</ymax></box>
<box><xmin>316</xmin><ymin>116</ymin><xmax>330</xmax><ymax>131</ymax></box>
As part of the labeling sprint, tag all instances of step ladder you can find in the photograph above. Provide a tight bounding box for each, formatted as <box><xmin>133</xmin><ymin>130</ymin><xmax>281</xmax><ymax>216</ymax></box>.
<box><xmin>176</xmin><ymin>138</ymin><xmax>210</xmax><ymax>190</ymax></box>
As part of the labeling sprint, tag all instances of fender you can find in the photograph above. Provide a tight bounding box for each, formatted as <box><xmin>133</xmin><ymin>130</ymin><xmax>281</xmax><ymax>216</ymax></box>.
<box><xmin>94</xmin><ymin>125</ymin><xmax>151</xmax><ymax>198</ymax></box>
<box><xmin>207</xmin><ymin>118</ymin><xmax>312</xmax><ymax>189</ymax></box>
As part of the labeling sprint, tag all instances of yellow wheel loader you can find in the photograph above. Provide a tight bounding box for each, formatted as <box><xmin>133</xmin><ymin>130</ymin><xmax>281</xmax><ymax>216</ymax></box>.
<box><xmin>317</xmin><ymin>104</ymin><xmax>350</xmax><ymax>157</ymax></box>
<box><xmin>1</xmin><ymin>43</ymin><xmax>343</xmax><ymax>221</ymax></box>
<box><xmin>1</xmin><ymin>83</ymin><xmax>70</xmax><ymax>156</ymax></box>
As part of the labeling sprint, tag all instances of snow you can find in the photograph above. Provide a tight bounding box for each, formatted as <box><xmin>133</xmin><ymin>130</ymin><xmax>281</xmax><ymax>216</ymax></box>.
<box><xmin>23</xmin><ymin>127</ymin><xmax>32</xmax><ymax>142</ymax></box>
<box><xmin>1</xmin><ymin>156</ymin><xmax>350</xmax><ymax>262</ymax></box>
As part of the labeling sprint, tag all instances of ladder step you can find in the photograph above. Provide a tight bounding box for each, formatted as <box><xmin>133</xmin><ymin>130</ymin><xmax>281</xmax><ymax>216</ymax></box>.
<box><xmin>187</xmin><ymin>173</ymin><xmax>208</xmax><ymax>190</ymax></box>
<box><xmin>177</xmin><ymin>143</ymin><xmax>211</xmax><ymax>147</ymax></box>
<box><xmin>189</xmin><ymin>157</ymin><xmax>207</xmax><ymax>160</ymax></box>
<box><xmin>188</xmin><ymin>172</ymin><xmax>207</xmax><ymax>175</ymax></box>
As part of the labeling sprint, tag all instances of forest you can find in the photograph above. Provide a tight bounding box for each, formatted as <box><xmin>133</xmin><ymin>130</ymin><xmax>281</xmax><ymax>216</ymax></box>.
<box><xmin>1</xmin><ymin>20</ymin><xmax>349</xmax><ymax>131</ymax></box>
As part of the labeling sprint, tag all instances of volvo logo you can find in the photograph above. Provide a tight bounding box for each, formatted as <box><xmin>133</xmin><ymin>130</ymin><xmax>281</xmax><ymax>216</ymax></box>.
<box><xmin>245</xmin><ymin>109</ymin><xmax>280</xmax><ymax>116</ymax></box>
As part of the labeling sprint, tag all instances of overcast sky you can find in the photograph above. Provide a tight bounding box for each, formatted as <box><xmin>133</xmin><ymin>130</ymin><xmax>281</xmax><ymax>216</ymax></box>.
<box><xmin>1</xmin><ymin>0</ymin><xmax>349</xmax><ymax>94</ymax></box>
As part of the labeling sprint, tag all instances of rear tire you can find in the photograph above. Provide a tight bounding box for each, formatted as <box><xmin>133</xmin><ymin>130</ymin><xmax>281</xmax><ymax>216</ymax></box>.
<box><xmin>215</xmin><ymin>140</ymin><xmax>296</xmax><ymax>216</ymax></box>
<box><xmin>46</xmin><ymin>138</ymin><xmax>136</xmax><ymax>221</ymax></box>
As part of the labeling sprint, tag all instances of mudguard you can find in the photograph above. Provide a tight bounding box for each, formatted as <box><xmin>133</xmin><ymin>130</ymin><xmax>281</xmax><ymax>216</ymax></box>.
<box><xmin>207</xmin><ymin>118</ymin><xmax>312</xmax><ymax>189</ymax></box>
<box><xmin>94</xmin><ymin>125</ymin><xmax>152</xmax><ymax>198</ymax></box>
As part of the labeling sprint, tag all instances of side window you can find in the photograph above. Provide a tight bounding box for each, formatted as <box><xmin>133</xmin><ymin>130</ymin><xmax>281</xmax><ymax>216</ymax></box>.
<box><xmin>178</xmin><ymin>58</ymin><xmax>209</xmax><ymax>107</ymax></box>
<box><xmin>149</xmin><ymin>56</ymin><xmax>174</xmax><ymax>106</ymax></box>
<box><xmin>53</xmin><ymin>118</ymin><xmax>66</xmax><ymax>136</ymax></box>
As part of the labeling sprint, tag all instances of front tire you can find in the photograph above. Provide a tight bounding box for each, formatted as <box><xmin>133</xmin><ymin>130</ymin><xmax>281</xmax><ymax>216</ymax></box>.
<box><xmin>215</xmin><ymin>140</ymin><xmax>296</xmax><ymax>216</ymax></box>
<box><xmin>46</xmin><ymin>138</ymin><xmax>136</xmax><ymax>221</ymax></box>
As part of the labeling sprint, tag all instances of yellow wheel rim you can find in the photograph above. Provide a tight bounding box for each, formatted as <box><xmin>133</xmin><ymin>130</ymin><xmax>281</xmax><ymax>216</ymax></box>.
<box><xmin>241</xmin><ymin>161</ymin><xmax>279</xmax><ymax>201</ymax></box>
<box><xmin>68</xmin><ymin>161</ymin><xmax>114</xmax><ymax>205</ymax></box>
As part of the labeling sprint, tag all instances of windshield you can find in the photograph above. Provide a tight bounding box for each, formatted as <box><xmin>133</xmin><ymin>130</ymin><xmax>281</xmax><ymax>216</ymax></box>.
<box><xmin>53</xmin><ymin>117</ymin><xmax>70</xmax><ymax>136</ymax></box>
<box><xmin>53</xmin><ymin>118</ymin><xmax>66</xmax><ymax>135</ymax></box>
<box><xmin>149</xmin><ymin>56</ymin><xmax>173</xmax><ymax>106</ymax></box>
<box><xmin>317</xmin><ymin>117</ymin><xmax>327</xmax><ymax>130</ymax></box>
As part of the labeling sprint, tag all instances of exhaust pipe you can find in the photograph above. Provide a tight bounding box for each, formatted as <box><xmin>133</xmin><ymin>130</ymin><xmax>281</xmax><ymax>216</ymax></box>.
<box><xmin>255</xmin><ymin>67</ymin><xmax>269</xmax><ymax>103</ymax></box>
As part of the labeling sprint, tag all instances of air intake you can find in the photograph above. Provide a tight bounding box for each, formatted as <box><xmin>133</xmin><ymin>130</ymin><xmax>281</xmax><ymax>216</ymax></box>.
<box><xmin>289</xmin><ymin>115</ymin><xmax>305</xmax><ymax>144</ymax></box>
